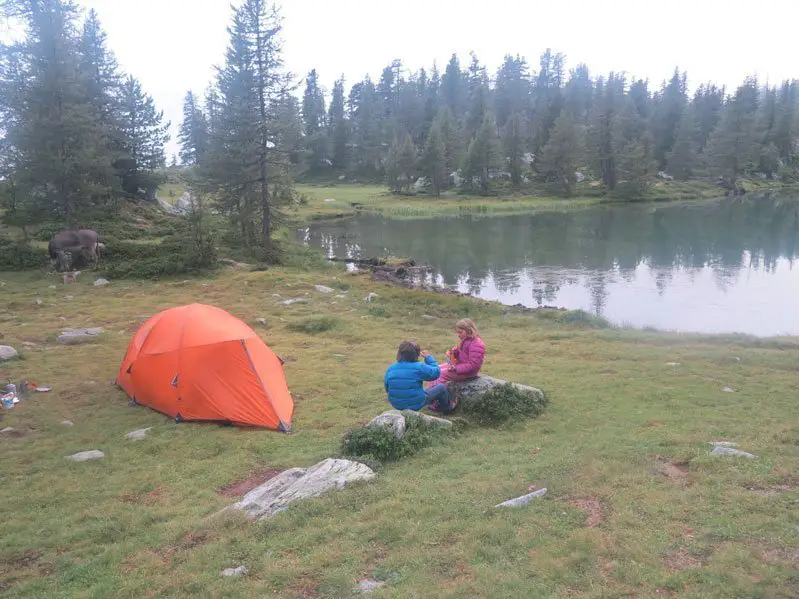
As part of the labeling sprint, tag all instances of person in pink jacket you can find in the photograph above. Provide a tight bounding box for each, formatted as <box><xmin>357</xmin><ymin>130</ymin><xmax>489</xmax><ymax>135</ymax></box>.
<box><xmin>428</xmin><ymin>319</ymin><xmax>486</xmax><ymax>413</ymax></box>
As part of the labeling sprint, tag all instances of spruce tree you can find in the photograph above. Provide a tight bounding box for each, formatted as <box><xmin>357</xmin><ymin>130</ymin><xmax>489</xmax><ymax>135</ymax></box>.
<box><xmin>667</xmin><ymin>108</ymin><xmax>698</xmax><ymax>180</ymax></box>
<box><xmin>421</xmin><ymin>118</ymin><xmax>446</xmax><ymax>196</ymax></box>
<box><xmin>503</xmin><ymin>111</ymin><xmax>527</xmax><ymax>186</ymax></box>
<box><xmin>178</xmin><ymin>90</ymin><xmax>209</xmax><ymax>165</ymax></box>
<box><xmin>707</xmin><ymin>77</ymin><xmax>761</xmax><ymax>183</ymax></box>
<box><xmin>462</xmin><ymin>113</ymin><xmax>501</xmax><ymax>194</ymax></box>
<box><xmin>302</xmin><ymin>68</ymin><xmax>328</xmax><ymax>169</ymax></box>
<box><xmin>539</xmin><ymin>111</ymin><xmax>583</xmax><ymax>196</ymax></box>
<box><xmin>327</xmin><ymin>76</ymin><xmax>350</xmax><ymax>170</ymax></box>
<box><xmin>386</xmin><ymin>133</ymin><xmax>417</xmax><ymax>193</ymax></box>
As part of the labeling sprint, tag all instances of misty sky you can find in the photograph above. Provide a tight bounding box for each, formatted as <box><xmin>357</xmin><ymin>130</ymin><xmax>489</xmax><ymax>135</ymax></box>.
<box><xmin>73</xmin><ymin>0</ymin><xmax>796</xmax><ymax>159</ymax></box>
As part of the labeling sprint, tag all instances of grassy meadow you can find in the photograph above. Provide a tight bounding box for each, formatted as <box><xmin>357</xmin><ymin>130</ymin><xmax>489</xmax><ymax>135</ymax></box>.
<box><xmin>1</xmin><ymin>256</ymin><xmax>798</xmax><ymax>597</ymax></box>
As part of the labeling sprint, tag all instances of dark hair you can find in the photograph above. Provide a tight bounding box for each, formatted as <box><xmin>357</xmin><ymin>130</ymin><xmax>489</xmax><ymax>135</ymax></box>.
<box><xmin>397</xmin><ymin>340</ymin><xmax>421</xmax><ymax>362</ymax></box>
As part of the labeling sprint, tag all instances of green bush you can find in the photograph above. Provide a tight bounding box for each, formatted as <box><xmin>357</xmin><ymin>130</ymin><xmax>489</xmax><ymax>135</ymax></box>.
<box><xmin>459</xmin><ymin>383</ymin><xmax>548</xmax><ymax>426</ymax></box>
<box><xmin>0</xmin><ymin>237</ymin><xmax>49</xmax><ymax>270</ymax></box>
<box><xmin>341</xmin><ymin>412</ymin><xmax>449</xmax><ymax>464</ymax></box>
<box><xmin>287</xmin><ymin>316</ymin><xmax>339</xmax><ymax>334</ymax></box>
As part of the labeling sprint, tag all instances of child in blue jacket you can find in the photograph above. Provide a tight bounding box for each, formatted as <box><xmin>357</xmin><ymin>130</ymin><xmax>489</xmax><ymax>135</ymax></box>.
<box><xmin>384</xmin><ymin>340</ymin><xmax>452</xmax><ymax>413</ymax></box>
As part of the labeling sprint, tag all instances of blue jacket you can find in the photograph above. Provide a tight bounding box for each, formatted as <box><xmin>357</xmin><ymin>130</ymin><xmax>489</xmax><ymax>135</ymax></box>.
<box><xmin>384</xmin><ymin>355</ymin><xmax>441</xmax><ymax>411</ymax></box>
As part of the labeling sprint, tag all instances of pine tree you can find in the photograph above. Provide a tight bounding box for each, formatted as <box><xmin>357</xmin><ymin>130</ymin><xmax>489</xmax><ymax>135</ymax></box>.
<box><xmin>667</xmin><ymin>108</ymin><xmax>698</xmax><ymax>180</ymax></box>
<box><xmin>618</xmin><ymin>132</ymin><xmax>655</xmax><ymax>197</ymax></box>
<box><xmin>117</xmin><ymin>75</ymin><xmax>170</xmax><ymax>199</ymax></box>
<box><xmin>464</xmin><ymin>52</ymin><xmax>490</xmax><ymax>138</ymax></box>
<box><xmin>437</xmin><ymin>106</ymin><xmax>462</xmax><ymax>177</ymax></box>
<box><xmin>503</xmin><ymin>111</ymin><xmax>527</xmax><ymax>186</ymax></box>
<box><xmin>386</xmin><ymin>133</ymin><xmax>417</xmax><ymax>193</ymax></box>
<box><xmin>589</xmin><ymin>73</ymin><xmax>625</xmax><ymax>190</ymax></box>
<box><xmin>707</xmin><ymin>77</ymin><xmax>761</xmax><ymax>183</ymax></box>
<box><xmin>327</xmin><ymin>76</ymin><xmax>350</xmax><ymax>170</ymax></box>
<box><xmin>421</xmin><ymin>118</ymin><xmax>446</xmax><ymax>196</ymax></box>
<box><xmin>651</xmin><ymin>69</ymin><xmax>687</xmax><ymax>167</ymax></box>
<box><xmin>539</xmin><ymin>110</ymin><xmax>583</xmax><ymax>196</ymax></box>
<box><xmin>203</xmin><ymin>0</ymin><xmax>293</xmax><ymax>251</ymax></box>
<box><xmin>2</xmin><ymin>0</ymin><xmax>116</xmax><ymax>225</ymax></box>
<box><xmin>441</xmin><ymin>54</ymin><xmax>465</xmax><ymax>118</ymax></box>
<box><xmin>774</xmin><ymin>80</ymin><xmax>797</xmax><ymax>165</ymax></box>
<box><xmin>495</xmin><ymin>54</ymin><xmax>529</xmax><ymax>129</ymax></box>
<box><xmin>178</xmin><ymin>90</ymin><xmax>209</xmax><ymax>165</ymax></box>
<box><xmin>302</xmin><ymin>68</ymin><xmax>328</xmax><ymax>169</ymax></box>
<box><xmin>462</xmin><ymin>113</ymin><xmax>501</xmax><ymax>194</ymax></box>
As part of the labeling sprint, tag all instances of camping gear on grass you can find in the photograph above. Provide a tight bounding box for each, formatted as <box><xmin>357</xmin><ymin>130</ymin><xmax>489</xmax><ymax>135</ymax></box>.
<box><xmin>116</xmin><ymin>304</ymin><xmax>294</xmax><ymax>431</ymax></box>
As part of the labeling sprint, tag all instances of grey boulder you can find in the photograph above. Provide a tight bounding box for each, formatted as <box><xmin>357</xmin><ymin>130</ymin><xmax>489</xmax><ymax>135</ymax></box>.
<box><xmin>67</xmin><ymin>450</ymin><xmax>105</xmax><ymax>462</ymax></box>
<box><xmin>58</xmin><ymin>328</ymin><xmax>105</xmax><ymax>345</ymax></box>
<box><xmin>0</xmin><ymin>345</ymin><xmax>19</xmax><ymax>361</ymax></box>
<box><xmin>495</xmin><ymin>487</ymin><xmax>548</xmax><ymax>508</ymax></box>
<box><xmin>368</xmin><ymin>410</ymin><xmax>407</xmax><ymax>440</ymax></box>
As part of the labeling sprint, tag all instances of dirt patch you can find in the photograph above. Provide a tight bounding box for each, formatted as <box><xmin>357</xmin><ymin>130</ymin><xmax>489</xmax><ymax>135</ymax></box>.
<box><xmin>11</xmin><ymin>550</ymin><xmax>42</xmax><ymax>569</ymax></box>
<box><xmin>284</xmin><ymin>579</ymin><xmax>319</xmax><ymax>598</ymax></box>
<box><xmin>567</xmin><ymin>496</ymin><xmax>605</xmax><ymax>527</ymax></box>
<box><xmin>655</xmin><ymin>457</ymin><xmax>690</xmax><ymax>484</ymax></box>
<box><xmin>120</xmin><ymin>488</ymin><xmax>164</xmax><ymax>506</ymax></box>
<box><xmin>217</xmin><ymin>466</ymin><xmax>284</xmax><ymax>497</ymax></box>
<box><xmin>663</xmin><ymin>548</ymin><xmax>702</xmax><ymax>572</ymax></box>
<box><xmin>0</xmin><ymin>429</ymin><xmax>26</xmax><ymax>438</ymax></box>
<box><xmin>758</xmin><ymin>545</ymin><xmax>799</xmax><ymax>567</ymax></box>
<box><xmin>746</xmin><ymin>476</ymin><xmax>798</xmax><ymax>496</ymax></box>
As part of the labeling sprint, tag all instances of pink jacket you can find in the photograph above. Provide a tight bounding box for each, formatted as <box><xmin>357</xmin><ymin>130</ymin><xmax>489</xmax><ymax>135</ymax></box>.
<box><xmin>436</xmin><ymin>336</ymin><xmax>486</xmax><ymax>383</ymax></box>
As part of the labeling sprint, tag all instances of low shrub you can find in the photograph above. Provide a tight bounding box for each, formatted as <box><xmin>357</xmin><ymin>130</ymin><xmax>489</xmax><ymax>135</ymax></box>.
<box><xmin>287</xmin><ymin>316</ymin><xmax>339</xmax><ymax>334</ymax></box>
<box><xmin>459</xmin><ymin>383</ymin><xmax>548</xmax><ymax>426</ymax></box>
<box><xmin>341</xmin><ymin>412</ymin><xmax>449</xmax><ymax>464</ymax></box>
<box><xmin>0</xmin><ymin>237</ymin><xmax>49</xmax><ymax>270</ymax></box>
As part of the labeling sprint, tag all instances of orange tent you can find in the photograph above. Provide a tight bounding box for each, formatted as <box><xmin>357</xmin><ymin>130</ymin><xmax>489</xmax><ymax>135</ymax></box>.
<box><xmin>116</xmin><ymin>304</ymin><xmax>293</xmax><ymax>431</ymax></box>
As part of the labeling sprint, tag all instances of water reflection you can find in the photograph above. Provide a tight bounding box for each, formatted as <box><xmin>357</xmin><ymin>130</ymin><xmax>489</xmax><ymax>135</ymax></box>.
<box><xmin>299</xmin><ymin>194</ymin><xmax>799</xmax><ymax>336</ymax></box>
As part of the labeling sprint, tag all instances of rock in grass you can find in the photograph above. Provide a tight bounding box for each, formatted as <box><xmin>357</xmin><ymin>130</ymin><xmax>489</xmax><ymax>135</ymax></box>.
<box><xmin>368</xmin><ymin>410</ymin><xmax>406</xmax><ymax>440</ymax></box>
<box><xmin>495</xmin><ymin>487</ymin><xmax>548</xmax><ymax>508</ymax></box>
<box><xmin>722</xmin><ymin>387</ymin><xmax>736</xmax><ymax>393</ymax></box>
<box><xmin>227</xmin><ymin>458</ymin><xmax>375</xmax><ymax>520</ymax></box>
<box><xmin>93</xmin><ymin>278</ymin><xmax>110</xmax><ymax>286</ymax></box>
<box><xmin>451</xmin><ymin>375</ymin><xmax>544</xmax><ymax>404</ymax></box>
<box><xmin>709</xmin><ymin>441</ymin><xmax>739</xmax><ymax>448</ymax></box>
<box><xmin>0</xmin><ymin>345</ymin><xmax>19</xmax><ymax>360</ymax></box>
<box><xmin>125</xmin><ymin>428</ymin><xmax>152</xmax><ymax>440</ymax></box>
<box><xmin>356</xmin><ymin>579</ymin><xmax>386</xmax><ymax>593</ymax></box>
<box><xmin>280</xmin><ymin>298</ymin><xmax>308</xmax><ymax>306</ymax></box>
<box><xmin>58</xmin><ymin>328</ymin><xmax>105</xmax><ymax>345</ymax></box>
<box><xmin>314</xmin><ymin>284</ymin><xmax>335</xmax><ymax>293</ymax></box>
<box><xmin>67</xmin><ymin>450</ymin><xmax>105</xmax><ymax>462</ymax></box>
<box><xmin>711</xmin><ymin>447</ymin><xmax>757</xmax><ymax>459</ymax></box>
<box><xmin>61</xmin><ymin>420</ymin><xmax>74</xmax><ymax>426</ymax></box>
<box><xmin>401</xmin><ymin>410</ymin><xmax>453</xmax><ymax>429</ymax></box>
<box><xmin>1</xmin><ymin>427</ymin><xmax>16</xmax><ymax>434</ymax></box>
<box><xmin>221</xmin><ymin>565</ymin><xmax>247</xmax><ymax>578</ymax></box>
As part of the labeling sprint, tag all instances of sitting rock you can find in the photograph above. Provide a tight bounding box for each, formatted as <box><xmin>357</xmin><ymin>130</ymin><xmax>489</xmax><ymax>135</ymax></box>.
<box><xmin>453</xmin><ymin>376</ymin><xmax>546</xmax><ymax>425</ymax></box>
<box><xmin>125</xmin><ymin>428</ymin><xmax>152</xmax><ymax>440</ymax></box>
<box><xmin>368</xmin><ymin>410</ymin><xmax>406</xmax><ymax>440</ymax></box>
<box><xmin>401</xmin><ymin>410</ymin><xmax>452</xmax><ymax>429</ymax></box>
<box><xmin>58</xmin><ymin>328</ymin><xmax>105</xmax><ymax>345</ymax></box>
<box><xmin>221</xmin><ymin>565</ymin><xmax>248</xmax><ymax>578</ymax></box>
<box><xmin>451</xmin><ymin>375</ymin><xmax>543</xmax><ymax>402</ymax></box>
<box><xmin>175</xmin><ymin>192</ymin><xmax>196</xmax><ymax>214</ymax></box>
<box><xmin>226</xmin><ymin>458</ymin><xmax>375</xmax><ymax>520</ymax></box>
<box><xmin>495</xmin><ymin>487</ymin><xmax>548</xmax><ymax>508</ymax></box>
<box><xmin>0</xmin><ymin>345</ymin><xmax>19</xmax><ymax>361</ymax></box>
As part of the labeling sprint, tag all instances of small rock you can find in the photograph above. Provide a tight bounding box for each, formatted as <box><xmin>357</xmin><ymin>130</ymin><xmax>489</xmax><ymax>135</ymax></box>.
<box><xmin>67</xmin><ymin>450</ymin><xmax>105</xmax><ymax>462</ymax></box>
<box><xmin>22</xmin><ymin>342</ymin><xmax>36</xmax><ymax>347</ymax></box>
<box><xmin>422</xmin><ymin>314</ymin><xmax>437</xmax><ymax>320</ymax></box>
<box><xmin>0</xmin><ymin>345</ymin><xmax>19</xmax><ymax>361</ymax></box>
<box><xmin>49</xmin><ymin>285</ymin><xmax>57</xmax><ymax>289</ymax></box>
<box><xmin>323</xmin><ymin>198</ymin><xmax>336</xmax><ymax>203</ymax></box>
<box><xmin>314</xmin><ymin>285</ymin><xmax>335</xmax><ymax>293</ymax></box>
<box><xmin>221</xmin><ymin>565</ymin><xmax>248</xmax><ymax>578</ymax></box>
<box><xmin>334</xmin><ymin>294</ymin><xmax>347</xmax><ymax>299</ymax></box>
<box><xmin>711</xmin><ymin>447</ymin><xmax>757</xmax><ymax>458</ymax></box>
<box><xmin>93</xmin><ymin>278</ymin><xmax>110</xmax><ymax>287</ymax></box>
<box><xmin>709</xmin><ymin>441</ymin><xmax>739</xmax><ymax>448</ymax></box>
<box><xmin>333</xmin><ymin>353</ymin><xmax>346</xmax><ymax>358</ymax></box>
<box><xmin>495</xmin><ymin>487</ymin><xmax>548</xmax><ymax>508</ymax></box>
<box><xmin>280</xmin><ymin>298</ymin><xmax>308</xmax><ymax>306</ymax></box>
<box><xmin>1</xmin><ymin>427</ymin><xmax>16</xmax><ymax>434</ymax></box>
<box><xmin>665</xmin><ymin>362</ymin><xmax>680</xmax><ymax>367</ymax></box>
<box><xmin>365</xmin><ymin>293</ymin><xmax>379</xmax><ymax>302</ymax></box>
<box><xmin>356</xmin><ymin>579</ymin><xmax>386</xmax><ymax>593</ymax></box>
<box><xmin>58</xmin><ymin>327</ymin><xmax>105</xmax><ymax>345</ymax></box>
<box><xmin>35</xmin><ymin>299</ymin><xmax>43</xmax><ymax>306</ymax></box>
<box><xmin>368</xmin><ymin>410</ymin><xmax>406</xmax><ymax>440</ymax></box>
<box><xmin>255</xmin><ymin>318</ymin><xmax>267</xmax><ymax>326</ymax></box>
<box><xmin>64</xmin><ymin>295</ymin><xmax>74</xmax><ymax>300</ymax></box>
<box><xmin>61</xmin><ymin>420</ymin><xmax>74</xmax><ymax>426</ymax></box>
<box><xmin>722</xmin><ymin>387</ymin><xmax>736</xmax><ymax>393</ymax></box>
<box><xmin>125</xmin><ymin>428</ymin><xmax>152</xmax><ymax>440</ymax></box>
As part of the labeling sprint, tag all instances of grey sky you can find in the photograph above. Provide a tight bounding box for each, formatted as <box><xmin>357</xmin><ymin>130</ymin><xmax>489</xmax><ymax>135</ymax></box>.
<box><xmin>76</xmin><ymin>0</ymin><xmax>796</xmax><ymax>159</ymax></box>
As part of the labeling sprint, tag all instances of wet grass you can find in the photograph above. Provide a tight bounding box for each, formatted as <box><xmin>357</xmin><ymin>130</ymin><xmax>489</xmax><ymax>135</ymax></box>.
<box><xmin>1</xmin><ymin>262</ymin><xmax>797</xmax><ymax>598</ymax></box>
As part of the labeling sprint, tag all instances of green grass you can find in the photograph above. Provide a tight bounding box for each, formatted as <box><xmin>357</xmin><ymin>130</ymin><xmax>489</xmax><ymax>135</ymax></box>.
<box><xmin>1</xmin><ymin>262</ymin><xmax>797</xmax><ymax>598</ymax></box>
<box><xmin>156</xmin><ymin>183</ymin><xmax>187</xmax><ymax>205</ymax></box>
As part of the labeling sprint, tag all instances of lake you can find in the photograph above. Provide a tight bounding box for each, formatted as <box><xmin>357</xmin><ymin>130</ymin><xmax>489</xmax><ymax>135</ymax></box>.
<box><xmin>298</xmin><ymin>194</ymin><xmax>799</xmax><ymax>336</ymax></box>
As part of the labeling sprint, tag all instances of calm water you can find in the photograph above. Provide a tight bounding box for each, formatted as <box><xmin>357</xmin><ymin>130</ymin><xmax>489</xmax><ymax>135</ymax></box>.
<box><xmin>298</xmin><ymin>194</ymin><xmax>799</xmax><ymax>336</ymax></box>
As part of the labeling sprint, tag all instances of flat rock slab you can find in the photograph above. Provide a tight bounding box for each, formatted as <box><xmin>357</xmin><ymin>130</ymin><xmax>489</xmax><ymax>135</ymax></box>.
<box><xmin>228</xmin><ymin>458</ymin><xmax>375</xmax><ymax>520</ymax></box>
<box><xmin>450</xmin><ymin>375</ymin><xmax>544</xmax><ymax>402</ymax></box>
<box><xmin>125</xmin><ymin>427</ymin><xmax>152</xmax><ymax>440</ymax></box>
<box><xmin>314</xmin><ymin>285</ymin><xmax>335</xmax><ymax>293</ymax></box>
<box><xmin>93</xmin><ymin>278</ymin><xmax>110</xmax><ymax>286</ymax></box>
<box><xmin>1</xmin><ymin>427</ymin><xmax>16</xmax><ymax>434</ymax></box>
<box><xmin>67</xmin><ymin>450</ymin><xmax>105</xmax><ymax>462</ymax></box>
<box><xmin>221</xmin><ymin>565</ymin><xmax>248</xmax><ymax>578</ymax></box>
<box><xmin>356</xmin><ymin>579</ymin><xmax>386</xmax><ymax>593</ymax></box>
<box><xmin>368</xmin><ymin>410</ymin><xmax>406</xmax><ymax>440</ymax></box>
<box><xmin>58</xmin><ymin>328</ymin><xmax>105</xmax><ymax>345</ymax></box>
<box><xmin>61</xmin><ymin>420</ymin><xmax>74</xmax><ymax>426</ymax></box>
<box><xmin>711</xmin><ymin>447</ymin><xmax>757</xmax><ymax>458</ymax></box>
<box><xmin>709</xmin><ymin>441</ymin><xmax>739</xmax><ymax>448</ymax></box>
<box><xmin>496</xmin><ymin>487</ymin><xmax>548</xmax><ymax>508</ymax></box>
<box><xmin>280</xmin><ymin>298</ymin><xmax>308</xmax><ymax>306</ymax></box>
<box><xmin>0</xmin><ymin>345</ymin><xmax>19</xmax><ymax>360</ymax></box>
